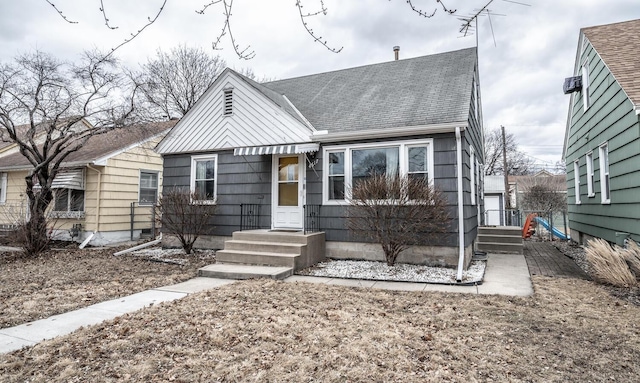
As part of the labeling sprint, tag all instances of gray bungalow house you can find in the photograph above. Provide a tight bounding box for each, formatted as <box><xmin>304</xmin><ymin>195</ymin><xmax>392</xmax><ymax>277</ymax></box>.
<box><xmin>156</xmin><ymin>47</ymin><xmax>484</xmax><ymax>272</ymax></box>
<box><xmin>564</xmin><ymin>19</ymin><xmax>640</xmax><ymax>246</ymax></box>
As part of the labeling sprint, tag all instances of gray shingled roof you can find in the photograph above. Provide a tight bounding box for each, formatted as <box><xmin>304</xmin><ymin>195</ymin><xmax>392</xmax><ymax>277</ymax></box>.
<box><xmin>262</xmin><ymin>47</ymin><xmax>477</xmax><ymax>133</ymax></box>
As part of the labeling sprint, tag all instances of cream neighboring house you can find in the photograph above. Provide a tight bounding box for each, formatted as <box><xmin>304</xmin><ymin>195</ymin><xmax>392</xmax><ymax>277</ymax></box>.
<box><xmin>0</xmin><ymin>120</ymin><xmax>176</xmax><ymax>246</ymax></box>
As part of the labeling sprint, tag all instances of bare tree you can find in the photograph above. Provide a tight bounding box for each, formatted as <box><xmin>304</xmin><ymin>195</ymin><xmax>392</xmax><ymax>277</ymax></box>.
<box><xmin>0</xmin><ymin>50</ymin><xmax>137</xmax><ymax>255</ymax></box>
<box><xmin>520</xmin><ymin>183</ymin><xmax>567</xmax><ymax>214</ymax></box>
<box><xmin>484</xmin><ymin>127</ymin><xmax>535</xmax><ymax>176</ymax></box>
<box><xmin>347</xmin><ymin>174</ymin><xmax>451</xmax><ymax>266</ymax></box>
<box><xmin>137</xmin><ymin>45</ymin><xmax>226</xmax><ymax>119</ymax></box>
<box><xmin>44</xmin><ymin>1</ymin><xmax>457</xmax><ymax>59</ymax></box>
<box><xmin>155</xmin><ymin>188</ymin><xmax>217</xmax><ymax>254</ymax></box>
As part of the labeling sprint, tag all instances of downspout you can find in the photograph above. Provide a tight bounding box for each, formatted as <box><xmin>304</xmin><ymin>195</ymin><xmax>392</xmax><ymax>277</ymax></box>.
<box><xmin>81</xmin><ymin>164</ymin><xmax>102</xmax><ymax>249</ymax></box>
<box><xmin>455</xmin><ymin>127</ymin><xmax>465</xmax><ymax>282</ymax></box>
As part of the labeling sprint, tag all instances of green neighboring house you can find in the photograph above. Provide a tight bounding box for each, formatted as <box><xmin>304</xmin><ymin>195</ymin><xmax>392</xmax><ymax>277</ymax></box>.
<box><xmin>563</xmin><ymin>19</ymin><xmax>640</xmax><ymax>245</ymax></box>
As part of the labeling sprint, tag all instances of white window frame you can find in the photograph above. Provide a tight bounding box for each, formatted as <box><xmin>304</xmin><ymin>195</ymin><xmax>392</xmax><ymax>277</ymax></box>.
<box><xmin>139</xmin><ymin>170</ymin><xmax>159</xmax><ymax>205</ymax></box>
<box><xmin>0</xmin><ymin>173</ymin><xmax>6</xmax><ymax>205</ymax></box>
<box><xmin>599</xmin><ymin>143</ymin><xmax>610</xmax><ymax>204</ymax></box>
<box><xmin>574</xmin><ymin>160</ymin><xmax>581</xmax><ymax>205</ymax></box>
<box><xmin>470</xmin><ymin>146</ymin><xmax>476</xmax><ymax>205</ymax></box>
<box><xmin>586</xmin><ymin>152</ymin><xmax>595</xmax><ymax>197</ymax></box>
<box><xmin>190</xmin><ymin>154</ymin><xmax>218</xmax><ymax>204</ymax></box>
<box><xmin>582</xmin><ymin>59</ymin><xmax>590</xmax><ymax>111</ymax></box>
<box><xmin>322</xmin><ymin>139</ymin><xmax>434</xmax><ymax>205</ymax></box>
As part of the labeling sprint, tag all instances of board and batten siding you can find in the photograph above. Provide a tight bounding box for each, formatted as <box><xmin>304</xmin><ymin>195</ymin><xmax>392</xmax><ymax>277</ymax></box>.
<box><xmin>157</xmin><ymin>71</ymin><xmax>314</xmax><ymax>155</ymax></box>
<box><xmin>565</xmin><ymin>38</ymin><xmax>640</xmax><ymax>243</ymax></box>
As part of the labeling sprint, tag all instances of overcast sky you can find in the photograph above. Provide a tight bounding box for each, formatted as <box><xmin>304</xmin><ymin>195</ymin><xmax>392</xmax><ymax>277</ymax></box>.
<box><xmin>1</xmin><ymin>0</ymin><xmax>639</xmax><ymax>171</ymax></box>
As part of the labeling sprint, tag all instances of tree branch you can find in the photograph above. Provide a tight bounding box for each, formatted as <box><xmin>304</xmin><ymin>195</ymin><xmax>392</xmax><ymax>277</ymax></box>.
<box><xmin>295</xmin><ymin>0</ymin><xmax>342</xmax><ymax>54</ymax></box>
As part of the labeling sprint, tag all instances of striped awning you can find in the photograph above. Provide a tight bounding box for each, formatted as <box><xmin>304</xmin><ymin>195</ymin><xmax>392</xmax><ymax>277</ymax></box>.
<box><xmin>233</xmin><ymin>143</ymin><xmax>319</xmax><ymax>156</ymax></box>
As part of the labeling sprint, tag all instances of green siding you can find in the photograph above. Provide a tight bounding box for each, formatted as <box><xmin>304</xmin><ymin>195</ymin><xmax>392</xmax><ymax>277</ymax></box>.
<box><xmin>565</xmin><ymin>37</ymin><xmax>640</xmax><ymax>243</ymax></box>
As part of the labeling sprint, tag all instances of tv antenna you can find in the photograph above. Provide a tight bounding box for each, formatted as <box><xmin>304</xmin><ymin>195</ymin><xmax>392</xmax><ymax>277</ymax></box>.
<box><xmin>459</xmin><ymin>0</ymin><xmax>530</xmax><ymax>47</ymax></box>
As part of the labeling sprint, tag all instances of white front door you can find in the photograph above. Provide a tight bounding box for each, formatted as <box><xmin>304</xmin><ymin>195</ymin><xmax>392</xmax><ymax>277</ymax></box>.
<box><xmin>272</xmin><ymin>154</ymin><xmax>304</xmax><ymax>229</ymax></box>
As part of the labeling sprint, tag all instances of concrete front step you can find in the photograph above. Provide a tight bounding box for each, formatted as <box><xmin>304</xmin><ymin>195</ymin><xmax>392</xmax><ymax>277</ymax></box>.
<box><xmin>477</xmin><ymin>241</ymin><xmax>524</xmax><ymax>254</ymax></box>
<box><xmin>216</xmin><ymin>249</ymin><xmax>300</xmax><ymax>269</ymax></box>
<box><xmin>477</xmin><ymin>234</ymin><xmax>523</xmax><ymax>244</ymax></box>
<box><xmin>199</xmin><ymin>263</ymin><xmax>293</xmax><ymax>280</ymax></box>
<box><xmin>478</xmin><ymin>226</ymin><xmax>522</xmax><ymax>236</ymax></box>
<box><xmin>232</xmin><ymin>230</ymin><xmax>311</xmax><ymax>244</ymax></box>
<box><xmin>224</xmin><ymin>239</ymin><xmax>305</xmax><ymax>254</ymax></box>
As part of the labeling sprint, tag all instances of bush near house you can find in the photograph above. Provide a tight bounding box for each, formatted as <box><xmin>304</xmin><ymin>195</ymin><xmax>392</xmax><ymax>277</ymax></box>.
<box><xmin>347</xmin><ymin>174</ymin><xmax>450</xmax><ymax>266</ymax></box>
<box><xmin>584</xmin><ymin>238</ymin><xmax>640</xmax><ymax>288</ymax></box>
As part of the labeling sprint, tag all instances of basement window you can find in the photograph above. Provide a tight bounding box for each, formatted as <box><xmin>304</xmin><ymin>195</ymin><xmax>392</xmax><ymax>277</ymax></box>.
<box><xmin>223</xmin><ymin>89</ymin><xmax>234</xmax><ymax>116</ymax></box>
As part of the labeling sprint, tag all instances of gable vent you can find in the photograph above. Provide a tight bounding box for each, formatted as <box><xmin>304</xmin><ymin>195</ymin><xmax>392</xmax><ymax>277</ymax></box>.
<box><xmin>223</xmin><ymin>89</ymin><xmax>233</xmax><ymax>116</ymax></box>
<box><xmin>563</xmin><ymin>76</ymin><xmax>582</xmax><ymax>94</ymax></box>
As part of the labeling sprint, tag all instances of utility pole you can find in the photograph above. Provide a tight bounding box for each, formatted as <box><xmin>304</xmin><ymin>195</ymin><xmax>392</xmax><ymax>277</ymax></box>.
<box><xmin>502</xmin><ymin>125</ymin><xmax>511</xmax><ymax>212</ymax></box>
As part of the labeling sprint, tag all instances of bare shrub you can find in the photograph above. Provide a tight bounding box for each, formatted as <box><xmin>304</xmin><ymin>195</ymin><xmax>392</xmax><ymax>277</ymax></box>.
<box><xmin>520</xmin><ymin>183</ymin><xmax>567</xmax><ymax>214</ymax></box>
<box><xmin>585</xmin><ymin>238</ymin><xmax>637</xmax><ymax>288</ymax></box>
<box><xmin>155</xmin><ymin>188</ymin><xmax>217</xmax><ymax>254</ymax></box>
<box><xmin>347</xmin><ymin>174</ymin><xmax>450</xmax><ymax>266</ymax></box>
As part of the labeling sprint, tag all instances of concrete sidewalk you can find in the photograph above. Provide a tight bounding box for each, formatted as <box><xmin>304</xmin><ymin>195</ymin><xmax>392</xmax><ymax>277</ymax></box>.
<box><xmin>0</xmin><ymin>278</ymin><xmax>235</xmax><ymax>354</ymax></box>
<box><xmin>0</xmin><ymin>252</ymin><xmax>532</xmax><ymax>354</ymax></box>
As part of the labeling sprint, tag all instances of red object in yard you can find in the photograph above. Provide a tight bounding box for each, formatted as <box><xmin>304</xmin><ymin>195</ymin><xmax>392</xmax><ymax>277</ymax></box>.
<box><xmin>522</xmin><ymin>213</ymin><xmax>537</xmax><ymax>239</ymax></box>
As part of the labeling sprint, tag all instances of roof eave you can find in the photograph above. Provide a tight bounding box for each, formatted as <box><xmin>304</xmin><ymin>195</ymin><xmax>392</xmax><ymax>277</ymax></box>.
<box><xmin>311</xmin><ymin>122</ymin><xmax>467</xmax><ymax>143</ymax></box>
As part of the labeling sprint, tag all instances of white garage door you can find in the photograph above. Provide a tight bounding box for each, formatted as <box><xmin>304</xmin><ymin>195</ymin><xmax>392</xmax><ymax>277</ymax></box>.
<box><xmin>485</xmin><ymin>195</ymin><xmax>503</xmax><ymax>226</ymax></box>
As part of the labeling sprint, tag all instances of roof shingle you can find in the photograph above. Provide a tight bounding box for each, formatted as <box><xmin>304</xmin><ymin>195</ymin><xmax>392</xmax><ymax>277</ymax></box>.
<box><xmin>582</xmin><ymin>19</ymin><xmax>640</xmax><ymax>106</ymax></box>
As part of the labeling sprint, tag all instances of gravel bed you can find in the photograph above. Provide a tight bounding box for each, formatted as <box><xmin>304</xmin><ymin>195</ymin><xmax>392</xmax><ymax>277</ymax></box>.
<box><xmin>553</xmin><ymin>240</ymin><xmax>591</xmax><ymax>275</ymax></box>
<box><xmin>297</xmin><ymin>259</ymin><xmax>486</xmax><ymax>284</ymax></box>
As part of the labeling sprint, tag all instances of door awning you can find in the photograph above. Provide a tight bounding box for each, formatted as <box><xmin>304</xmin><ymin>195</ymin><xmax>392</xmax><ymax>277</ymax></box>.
<box><xmin>233</xmin><ymin>143</ymin><xmax>319</xmax><ymax>156</ymax></box>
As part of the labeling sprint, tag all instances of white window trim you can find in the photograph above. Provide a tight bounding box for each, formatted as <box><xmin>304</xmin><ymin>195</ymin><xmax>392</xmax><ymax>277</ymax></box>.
<box><xmin>139</xmin><ymin>170</ymin><xmax>159</xmax><ymax>206</ymax></box>
<box><xmin>190</xmin><ymin>154</ymin><xmax>218</xmax><ymax>204</ymax></box>
<box><xmin>582</xmin><ymin>59</ymin><xmax>590</xmax><ymax>112</ymax></box>
<box><xmin>470</xmin><ymin>146</ymin><xmax>476</xmax><ymax>206</ymax></box>
<box><xmin>599</xmin><ymin>143</ymin><xmax>610</xmax><ymax>204</ymax></box>
<box><xmin>586</xmin><ymin>151</ymin><xmax>595</xmax><ymax>197</ymax></box>
<box><xmin>322</xmin><ymin>139</ymin><xmax>434</xmax><ymax>205</ymax></box>
<box><xmin>574</xmin><ymin>160</ymin><xmax>581</xmax><ymax>205</ymax></box>
<box><xmin>0</xmin><ymin>173</ymin><xmax>6</xmax><ymax>205</ymax></box>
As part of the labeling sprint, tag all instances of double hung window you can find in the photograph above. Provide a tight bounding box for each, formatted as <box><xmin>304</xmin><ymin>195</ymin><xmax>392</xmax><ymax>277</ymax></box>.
<box><xmin>191</xmin><ymin>154</ymin><xmax>218</xmax><ymax>202</ymax></box>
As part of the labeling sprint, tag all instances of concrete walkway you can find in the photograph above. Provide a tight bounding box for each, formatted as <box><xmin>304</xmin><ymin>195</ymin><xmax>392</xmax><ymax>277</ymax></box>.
<box><xmin>0</xmin><ymin>252</ymin><xmax>532</xmax><ymax>354</ymax></box>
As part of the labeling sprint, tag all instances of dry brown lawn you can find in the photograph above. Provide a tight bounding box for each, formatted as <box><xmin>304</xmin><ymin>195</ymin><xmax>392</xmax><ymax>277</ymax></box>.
<box><xmin>0</xmin><ymin>246</ymin><xmax>213</xmax><ymax>329</ymax></box>
<box><xmin>1</xmin><ymin>268</ymin><xmax>639</xmax><ymax>382</ymax></box>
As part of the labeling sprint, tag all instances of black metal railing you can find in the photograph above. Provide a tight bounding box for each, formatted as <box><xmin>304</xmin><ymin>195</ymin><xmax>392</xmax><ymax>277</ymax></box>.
<box><xmin>240</xmin><ymin>203</ymin><xmax>261</xmax><ymax>231</ymax></box>
<box><xmin>484</xmin><ymin>208</ymin><xmax>522</xmax><ymax>227</ymax></box>
<box><xmin>304</xmin><ymin>204</ymin><xmax>321</xmax><ymax>234</ymax></box>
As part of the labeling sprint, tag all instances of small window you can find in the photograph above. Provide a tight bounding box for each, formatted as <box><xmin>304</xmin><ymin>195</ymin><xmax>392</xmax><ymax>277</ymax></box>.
<box><xmin>327</xmin><ymin>151</ymin><xmax>345</xmax><ymax>200</ymax></box>
<box><xmin>139</xmin><ymin>171</ymin><xmax>159</xmax><ymax>205</ymax></box>
<box><xmin>223</xmin><ymin>89</ymin><xmax>233</xmax><ymax>116</ymax></box>
<box><xmin>191</xmin><ymin>154</ymin><xmax>218</xmax><ymax>202</ymax></box>
<box><xmin>599</xmin><ymin>143</ymin><xmax>610</xmax><ymax>204</ymax></box>
<box><xmin>574</xmin><ymin>160</ymin><xmax>581</xmax><ymax>205</ymax></box>
<box><xmin>582</xmin><ymin>60</ymin><xmax>590</xmax><ymax>111</ymax></box>
<box><xmin>54</xmin><ymin>188</ymin><xmax>85</xmax><ymax>212</ymax></box>
<box><xmin>586</xmin><ymin>152</ymin><xmax>594</xmax><ymax>197</ymax></box>
<box><xmin>0</xmin><ymin>173</ymin><xmax>6</xmax><ymax>204</ymax></box>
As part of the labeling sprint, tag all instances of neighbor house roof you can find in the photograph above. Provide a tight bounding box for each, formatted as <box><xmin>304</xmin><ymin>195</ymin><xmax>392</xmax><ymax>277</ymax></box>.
<box><xmin>262</xmin><ymin>47</ymin><xmax>477</xmax><ymax>133</ymax></box>
<box><xmin>582</xmin><ymin>19</ymin><xmax>640</xmax><ymax>107</ymax></box>
<box><xmin>0</xmin><ymin>119</ymin><xmax>176</xmax><ymax>171</ymax></box>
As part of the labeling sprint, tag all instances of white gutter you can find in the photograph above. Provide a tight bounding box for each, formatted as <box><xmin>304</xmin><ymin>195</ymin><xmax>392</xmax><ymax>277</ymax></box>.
<box><xmin>455</xmin><ymin>127</ymin><xmax>465</xmax><ymax>282</ymax></box>
<box><xmin>312</xmin><ymin>123</ymin><xmax>467</xmax><ymax>143</ymax></box>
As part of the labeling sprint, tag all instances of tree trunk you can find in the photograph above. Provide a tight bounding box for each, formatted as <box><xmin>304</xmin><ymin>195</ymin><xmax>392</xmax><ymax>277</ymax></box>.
<box><xmin>23</xmin><ymin>186</ymin><xmax>53</xmax><ymax>256</ymax></box>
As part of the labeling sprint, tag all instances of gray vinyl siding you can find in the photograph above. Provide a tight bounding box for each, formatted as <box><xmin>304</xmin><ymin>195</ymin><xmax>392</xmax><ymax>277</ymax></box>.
<box><xmin>163</xmin><ymin>151</ymin><xmax>272</xmax><ymax>236</ymax></box>
<box><xmin>312</xmin><ymin>133</ymin><xmax>461</xmax><ymax>247</ymax></box>
<box><xmin>162</xmin><ymin>131</ymin><xmax>477</xmax><ymax>248</ymax></box>
<box><xmin>565</xmin><ymin>39</ymin><xmax>640</xmax><ymax>243</ymax></box>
